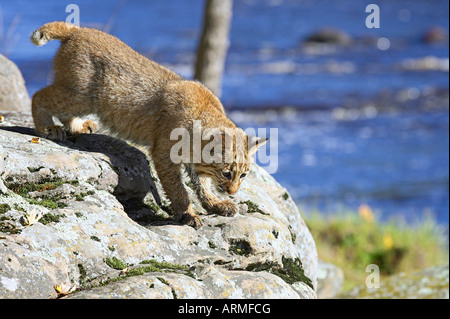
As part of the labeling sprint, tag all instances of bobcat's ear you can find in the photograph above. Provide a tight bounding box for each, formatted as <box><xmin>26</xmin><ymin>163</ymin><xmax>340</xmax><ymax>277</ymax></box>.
<box><xmin>247</xmin><ymin>136</ymin><xmax>268</xmax><ymax>155</ymax></box>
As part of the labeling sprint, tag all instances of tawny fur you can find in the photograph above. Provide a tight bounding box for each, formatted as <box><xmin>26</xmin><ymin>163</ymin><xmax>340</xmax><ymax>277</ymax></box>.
<box><xmin>31</xmin><ymin>21</ymin><xmax>265</xmax><ymax>229</ymax></box>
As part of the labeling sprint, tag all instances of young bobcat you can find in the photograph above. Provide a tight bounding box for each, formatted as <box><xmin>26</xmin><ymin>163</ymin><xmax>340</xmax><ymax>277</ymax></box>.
<box><xmin>30</xmin><ymin>22</ymin><xmax>266</xmax><ymax>229</ymax></box>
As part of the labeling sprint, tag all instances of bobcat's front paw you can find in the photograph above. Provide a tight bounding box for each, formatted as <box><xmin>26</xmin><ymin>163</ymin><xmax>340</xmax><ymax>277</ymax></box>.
<box><xmin>212</xmin><ymin>200</ymin><xmax>238</xmax><ymax>217</ymax></box>
<box><xmin>42</xmin><ymin>125</ymin><xmax>67</xmax><ymax>141</ymax></box>
<box><xmin>174</xmin><ymin>210</ymin><xmax>203</xmax><ymax>229</ymax></box>
<box><xmin>80</xmin><ymin>120</ymin><xmax>99</xmax><ymax>134</ymax></box>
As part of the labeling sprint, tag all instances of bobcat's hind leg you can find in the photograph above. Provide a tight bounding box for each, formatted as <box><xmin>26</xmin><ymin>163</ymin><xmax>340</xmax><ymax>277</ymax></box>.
<box><xmin>32</xmin><ymin>85</ymin><xmax>97</xmax><ymax>141</ymax></box>
<box><xmin>32</xmin><ymin>85</ymin><xmax>74</xmax><ymax>141</ymax></box>
<box><xmin>32</xmin><ymin>86</ymin><xmax>66</xmax><ymax>141</ymax></box>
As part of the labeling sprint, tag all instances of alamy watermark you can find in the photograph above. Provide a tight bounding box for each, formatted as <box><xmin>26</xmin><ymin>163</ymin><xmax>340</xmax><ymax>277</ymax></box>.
<box><xmin>170</xmin><ymin>121</ymin><xmax>279</xmax><ymax>174</ymax></box>
<box><xmin>365</xmin><ymin>264</ymin><xmax>380</xmax><ymax>289</ymax></box>
<box><xmin>365</xmin><ymin>4</ymin><xmax>380</xmax><ymax>29</ymax></box>
<box><xmin>65</xmin><ymin>4</ymin><xmax>80</xmax><ymax>26</ymax></box>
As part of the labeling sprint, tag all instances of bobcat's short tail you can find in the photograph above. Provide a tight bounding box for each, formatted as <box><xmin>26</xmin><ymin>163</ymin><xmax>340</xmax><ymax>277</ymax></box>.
<box><xmin>30</xmin><ymin>21</ymin><xmax>79</xmax><ymax>46</ymax></box>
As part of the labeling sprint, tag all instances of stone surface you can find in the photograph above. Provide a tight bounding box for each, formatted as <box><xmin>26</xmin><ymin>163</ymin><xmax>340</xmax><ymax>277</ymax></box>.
<box><xmin>339</xmin><ymin>264</ymin><xmax>449</xmax><ymax>299</ymax></box>
<box><xmin>316</xmin><ymin>260</ymin><xmax>344</xmax><ymax>299</ymax></box>
<box><xmin>0</xmin><ymin>54</ymin><xmax>31</xmax><ymax>112</ymax></box>
<box><xmin>0</xmin><ymin>112</ymin><xmax>318</xmax><ymax>299</ymax></box>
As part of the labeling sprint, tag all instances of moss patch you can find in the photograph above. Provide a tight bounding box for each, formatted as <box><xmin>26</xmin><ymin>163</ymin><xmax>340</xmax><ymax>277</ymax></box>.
<box><xmin>0</xmin><ymin>204</ymin><xmax>20</xmax><ymax>234</ymax></box>
<box><xmin>27</xmin><ymin>197</ymin><xmax>68</xmax><ymax>210</ymax></box>
<box><xmin>0</xmin><ymin>203</ymin><xmax>11</xmax><ymax>215</ymax></box>
<box><xmin>229</xmin><ymin>239</ymin><xmax>252</xmax><ymax>257</ymax></box>
<box><xmin>124</xmin><ymin>261</ymin><xmax>193</xmax><ymax>279</ymax></box>
<box><xmin>98</xmin><ymin>259</ymin><xmax>194</xmax><ymax>287</ymax></box>
<box><xmin>13</xmin><ymin>204</ymin><xmax>26</xmax><ymax>212</ymax></box>
<box><xmin>105</xmin><ymin>257</ymin><xmax>193</xmax><ymax>273</ymax></box>
<box><xmin>246</xmin><ymin>261</ymin><xmax>276</xmax><ymax>272</ymax></box>
<box><xmin>8</xmin><ymin>178</ymin><xmax>79</xmax><ymax>196</ymax></box>
<box><xmin>27</xmin><ymin>166</ymin><xmax>45</xmax><ymax>173</ymax></box>
<box><xmin>157</xmin><ymin>277</ymin><xmax>178</xmax><ymax>299</ymax></box>
<box><xmin>208</xmin><ymin>241</ymin><xmax>217</xmax><ymax>249</ymax></box>
<box><xmin>75</xmin><ymin>212</ymin><xmax>84</xmax><ymax>218</ymax></box>
<box><xmin>0</xmin><ymin>207</ymin><xmax>20</xmax><ymax>235</ymax></box>
<box><xmin>75</xmin><ymin>190</ymin><xmax>95</xmax><ymax>201</ymax></box>
<box><xmin>140</xmin><ymin>259</ymin><xmax>192</xmax><ymax>274</ymax></box>
<box><xmin>105</xmin><ymin>257</ymin><xmax>127</xmax><ymax>270</ymax></box>
<box><xmin>78</xmin><ymin>264</ymin><xmax>88</xmax><ymax>285</ymax></box>
<box><xmin>239</xmin><ymin>200</ymin><xmax>268</xmax><ymax>215</ymax></box>
<box><xmin>39</xmin><ymin>213</ymin><xmax>66</xmax><ymax>225</ymax></box>
<box><xmin>90</xmin><ymin>236</ymin><xmax>101</xmax><ymax>242</ymax></box>
<box><xmin>246</xmin><ymin>257</ymin><xmax>313</xmax><ymax>290</ymax></box>
<box><xmin>7</xmin><ymin>178</ymin><xmax>79</xmax><ymax>210</ymax></box>
<box><xmin>288</xmin><ymin>225</ymin><xmax>297</xmax><ymax>243</ymax></box>
<box><xmin>273</xmin><ymin>257</ymin><xmax>313</xmax><ymax>289</ymax></box>
<box><xmin>0</xmin><ymin>221</ymin><xmax>21</xmax><ymax>234</ymax></box>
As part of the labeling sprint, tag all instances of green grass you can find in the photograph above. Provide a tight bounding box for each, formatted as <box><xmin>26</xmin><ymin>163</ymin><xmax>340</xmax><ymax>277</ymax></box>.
<box><xmin>303</xmin><ymin>206</ymin><xmax>449</xmax><ymax>292</ymax></box>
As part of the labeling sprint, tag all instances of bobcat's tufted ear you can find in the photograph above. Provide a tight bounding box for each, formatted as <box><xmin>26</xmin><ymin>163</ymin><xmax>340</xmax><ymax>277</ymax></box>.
<box><xmin>247</xmin><ymin>135</ymin><xmax>268</xmax><ymax>155</ymax></box>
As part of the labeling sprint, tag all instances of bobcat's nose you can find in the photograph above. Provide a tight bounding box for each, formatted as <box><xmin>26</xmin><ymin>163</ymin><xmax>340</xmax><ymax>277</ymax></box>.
<box><xmin>227</xmin><ymin>186</ymin><xmax>238</xmax><ymax>195</ymax></box>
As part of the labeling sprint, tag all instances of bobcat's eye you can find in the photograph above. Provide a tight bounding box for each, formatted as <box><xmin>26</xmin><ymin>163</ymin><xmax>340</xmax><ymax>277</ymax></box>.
<box><xmin>222</xmin><ymin>171</ymin><xmax>232</xmax><ymax>179</ymax></box>
<box><xmin>240</xmin><ymin>173</ymin><xmax>247</xmax><ymax>179</ymax></box>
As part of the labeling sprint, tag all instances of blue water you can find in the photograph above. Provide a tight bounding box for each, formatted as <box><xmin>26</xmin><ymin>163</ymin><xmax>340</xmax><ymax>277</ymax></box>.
<box><xmin>1</xmin><ymin>0</ymin><xmax>449</xmax><ymax>226</ymax></box>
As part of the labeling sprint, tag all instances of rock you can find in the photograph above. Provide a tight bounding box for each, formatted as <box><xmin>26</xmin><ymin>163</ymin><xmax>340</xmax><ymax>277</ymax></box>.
<box><xmin>423</xmin><ymin>26</ymin><xmax>448</xmax><ymax>44</ymax></box>
<box><xmin>303</xmin><ymin>28</ymin><xmax>353</xmax><ymax>46</ymax></box>
<box><xmin>316</xmin><ymin>260</ymin><xmax>344</xmax><ymax>299</ymax></box>
<box><xmin>301</xmin><ymin>28</ymin><xmax>353</xmax><ymax>55</ymax></box>
<box><xmin>339</xmin><ymin>265</ymin><xmax>449</xmax><ymax>299</ymax></box>
<box><xmin>68</xmin><ymin>265</ymin><xmax>312</xmax><ymax>299</ymax></box>
<box><xmin>0</xmin><ymin>54</ymin><xmax>31</xmax><ymax>112</ymax></box>
<box><xmin>0</xmin><ymin>111</ymin><xmax>318</xmax><ymax>299</ymax></box>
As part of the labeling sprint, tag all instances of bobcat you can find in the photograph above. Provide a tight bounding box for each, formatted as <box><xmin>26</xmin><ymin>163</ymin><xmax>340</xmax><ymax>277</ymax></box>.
<box><xmin>30</xmin><ymin>22</ymin><xmax>266</xmax><ymax>229</ymax></box>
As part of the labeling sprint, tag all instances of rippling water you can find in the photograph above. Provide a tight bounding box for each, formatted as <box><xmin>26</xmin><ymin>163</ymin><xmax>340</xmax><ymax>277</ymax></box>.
<box><xmin>2</xmin><ymin>0</ymin><xmax>449</xmax><ymax>225</ymax></box>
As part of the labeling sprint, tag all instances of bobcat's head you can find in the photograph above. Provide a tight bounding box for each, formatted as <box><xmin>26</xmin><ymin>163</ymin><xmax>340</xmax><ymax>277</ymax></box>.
<box><xmin>194</xmin><ymin>128</ymin><xmax>267</xmax><ymax>195</ymax></box>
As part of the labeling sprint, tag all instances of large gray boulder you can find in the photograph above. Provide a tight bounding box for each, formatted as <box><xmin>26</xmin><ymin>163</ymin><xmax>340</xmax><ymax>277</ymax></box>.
<box><xmin>0</xmin><ymin>112</ymin><xmax>318</xmax><ymax>299</ymax></box>
<box><xmin>0</xmin><ymin>55</ymin><xmax>31</xmax><ymax>112</ymax></box>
